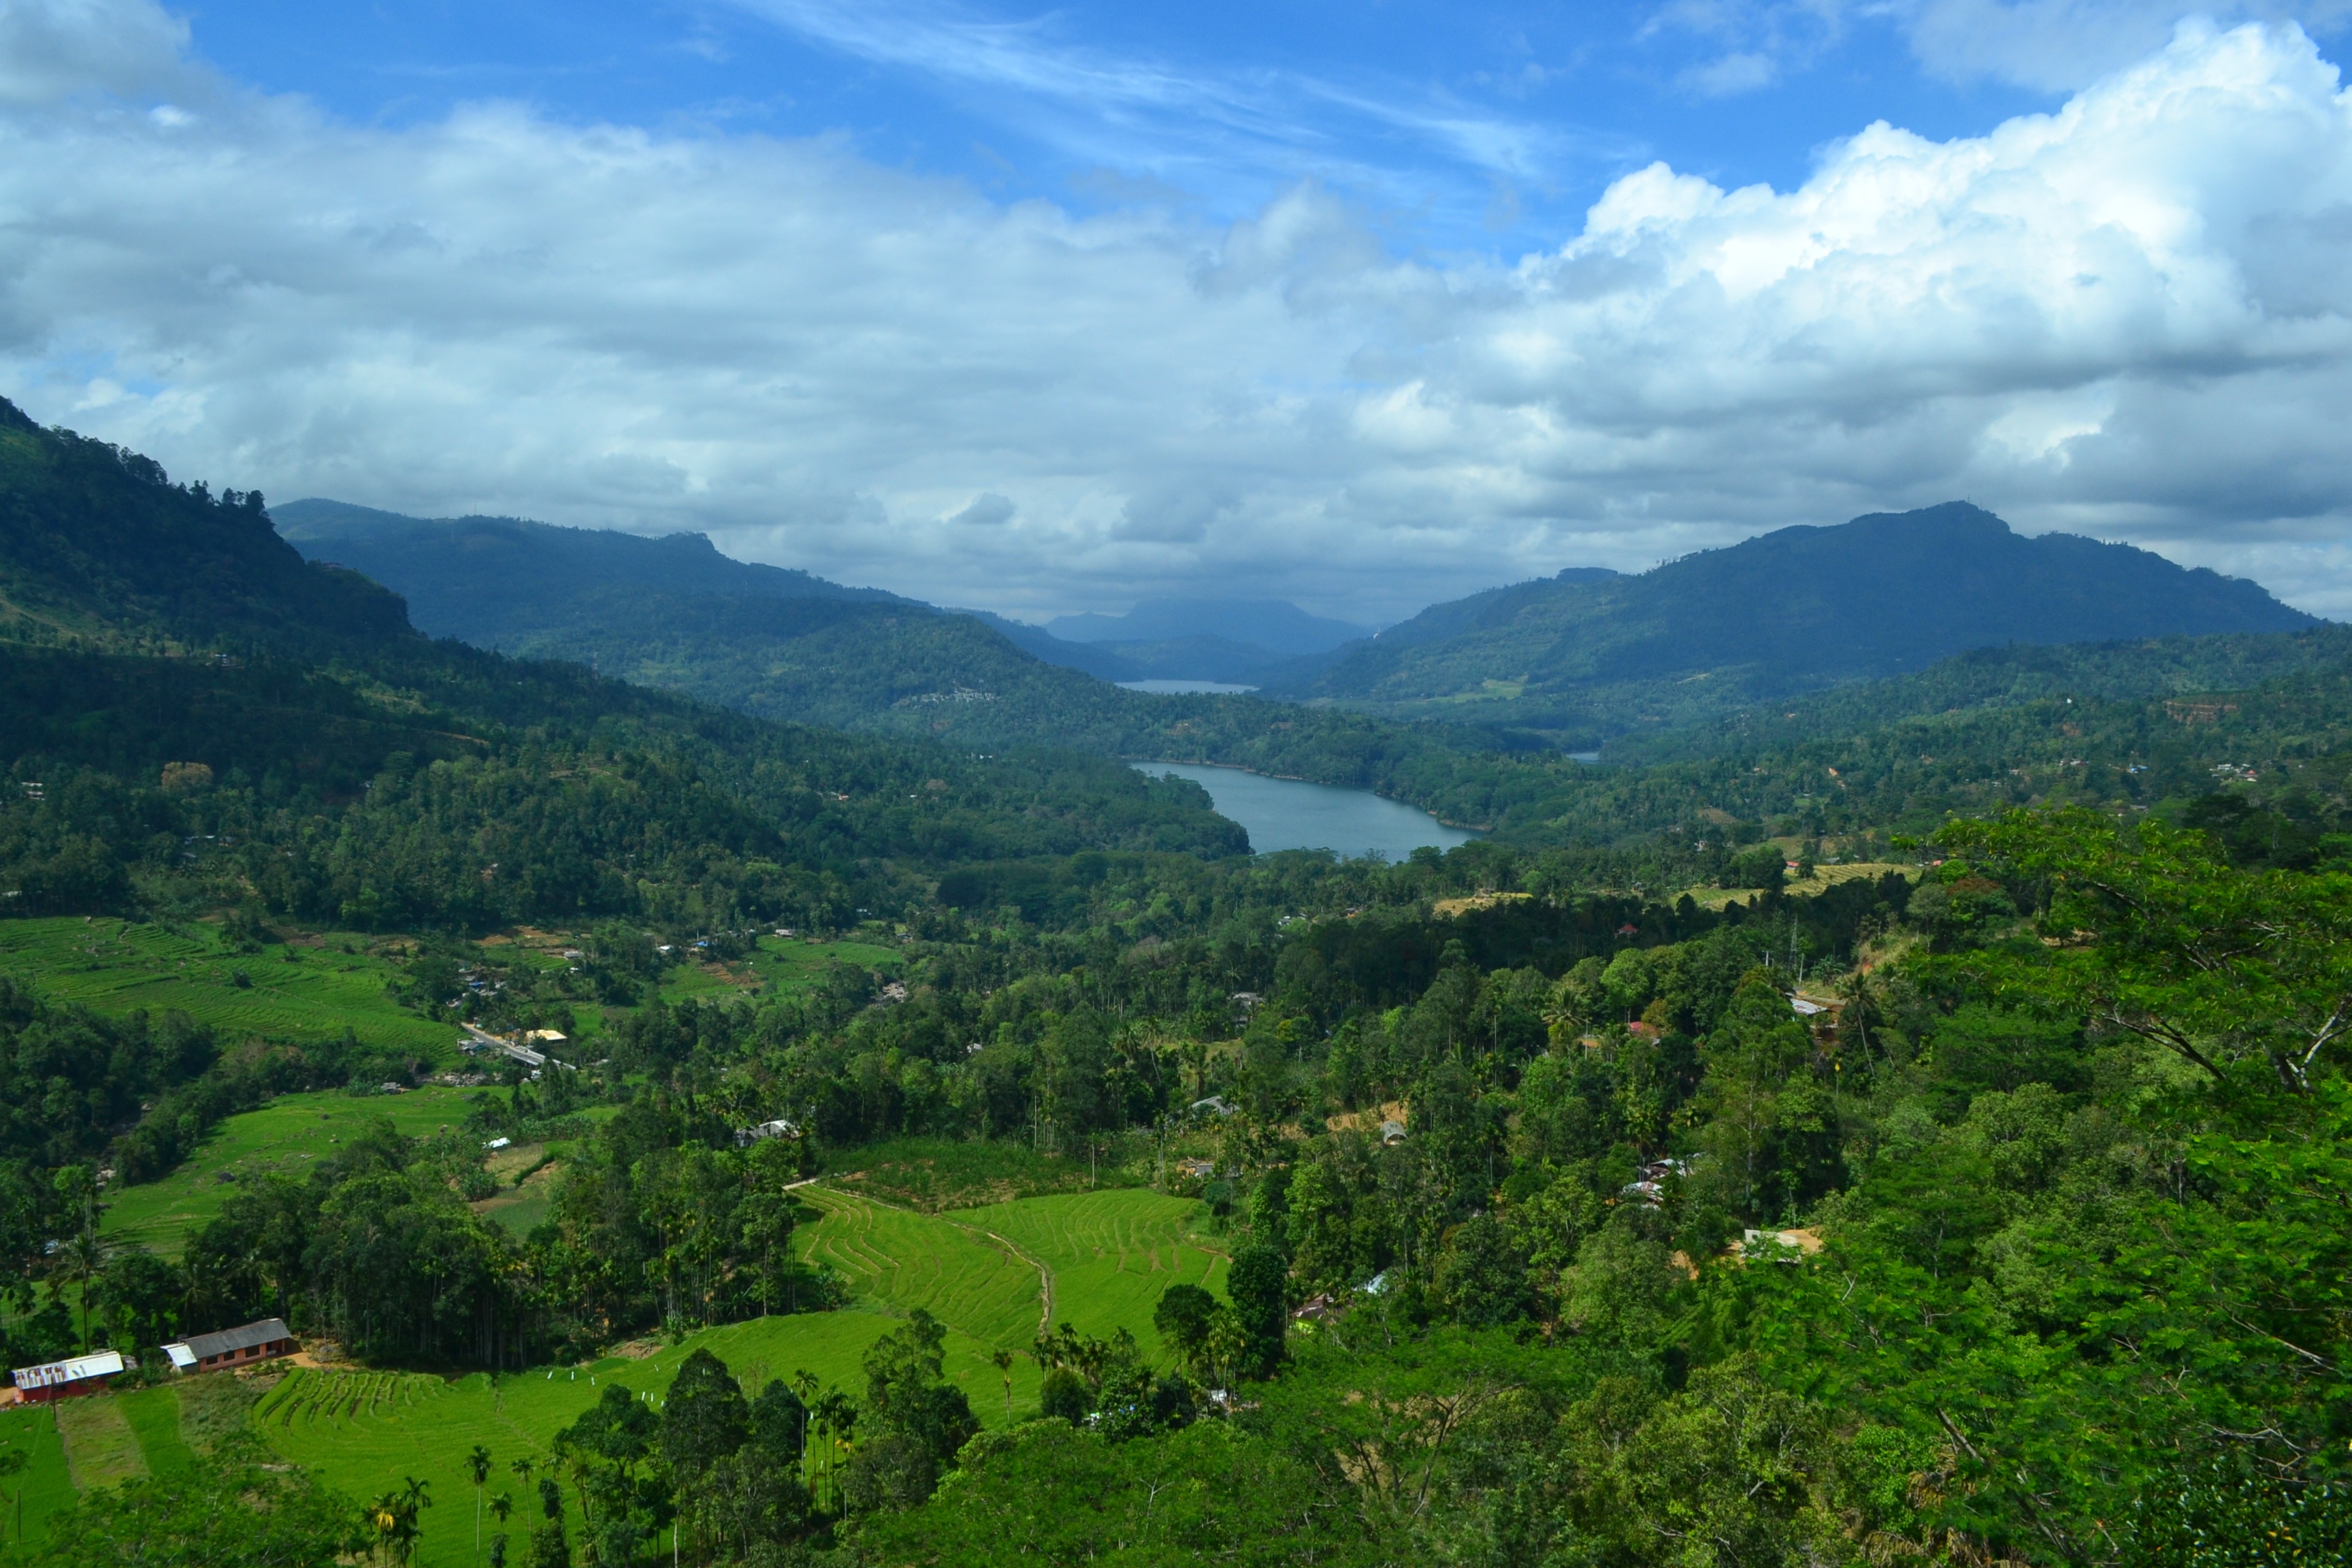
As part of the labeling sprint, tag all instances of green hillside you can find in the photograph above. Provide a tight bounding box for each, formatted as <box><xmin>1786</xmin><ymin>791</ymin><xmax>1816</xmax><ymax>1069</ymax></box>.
<box><xmin>1275</xmin><ymin>502</ymin><xmax>2321</xmax><ymax>745</ymax></box>
<box><xmin>7</xmin><ymin>409</ymin><xmax>2352</xmax><ymax>1565</ymax></box>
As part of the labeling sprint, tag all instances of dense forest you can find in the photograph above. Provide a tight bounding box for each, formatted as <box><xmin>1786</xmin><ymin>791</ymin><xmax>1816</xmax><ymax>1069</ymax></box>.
<box><xmin>4</xmin><ymin>404</ymin><xmax>2351</xmax><ymax>1566</ymax></box>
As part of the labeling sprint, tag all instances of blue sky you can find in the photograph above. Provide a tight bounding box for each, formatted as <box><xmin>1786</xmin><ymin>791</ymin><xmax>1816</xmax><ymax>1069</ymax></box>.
<box><xmin>189</xmin><ymin>1</ymin><xmax>2061</xmax><ymax>257</ymax></box>
<box><xmin>5</xmin><ymin>1</ymin><xmax>2352</xmax><ymax>621</ymax></box>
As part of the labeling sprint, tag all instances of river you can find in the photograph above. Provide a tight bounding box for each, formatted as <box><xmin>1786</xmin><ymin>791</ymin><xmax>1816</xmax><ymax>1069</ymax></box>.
<box><xmin>1133</xmin><ymin>762</ymin><xmax>1479</xmax><ymax>860</ymax></box>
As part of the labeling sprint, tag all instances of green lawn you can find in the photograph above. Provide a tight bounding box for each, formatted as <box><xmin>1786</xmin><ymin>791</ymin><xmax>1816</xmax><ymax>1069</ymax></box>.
<box><xmin>52</xmin><ymin>1394</ymin><xmax>144</xmax><ymax>1490</ymax></box>
<box><xmin>101</xmin><ymin>1085</ymin><xmax>485</xmax><ymax>1256</ymax></box>
<box><xmin>0</xmin><ymin>917</ymin><xmax>454</xmax><ymax>1055</ymax></box>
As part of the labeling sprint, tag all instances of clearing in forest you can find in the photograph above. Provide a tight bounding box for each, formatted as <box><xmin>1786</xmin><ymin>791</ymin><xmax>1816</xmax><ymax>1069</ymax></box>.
<box><xmin>946</xmin><ymin>1189</ymin><xmax>1228</xmax><ymax>1358</ymax></box>
<box><xmin>99</xmin><ymin>1085</ymin><xmax>487</xmax><ymax>1256</ymax></box>
<box><xmin>788</xmin><ymin>1182</ymin><xmax>1228</xmax><ymax>1358</ymax></box>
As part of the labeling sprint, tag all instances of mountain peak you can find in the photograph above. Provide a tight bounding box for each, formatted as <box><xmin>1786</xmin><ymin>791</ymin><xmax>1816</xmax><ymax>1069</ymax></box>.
<box><xmin>1280</xmin><ymin>500</ymin><xmax>2318</xmax><ymax>735</ymax></box>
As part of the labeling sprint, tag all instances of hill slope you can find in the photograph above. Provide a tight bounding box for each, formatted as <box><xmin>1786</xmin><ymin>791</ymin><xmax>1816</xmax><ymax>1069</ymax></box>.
<box><xmin>1273</xmin><ymin>502</ymin><xmax>2318</xmax><ymax>743</ymax></box>
<box><xmin>0</xmin><ymin>406</ymin><xmax>408</xmax><ymax>653</ymax></box>
<box><xmin>0</xmin><ymin>409</ymin><xmax>1256</xmax><ymax>930</ymax></box>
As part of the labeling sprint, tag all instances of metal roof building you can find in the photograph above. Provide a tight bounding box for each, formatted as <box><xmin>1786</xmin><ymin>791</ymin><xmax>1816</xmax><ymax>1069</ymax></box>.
<box><xmin>161</xmin><ymin>1318</ymin><xmax>296</xmax><ymax>1373</ymax></box>
<box><xmin>11</xmin><ymin>1350</ymin><xmax>126</xmax><ymax>1403</ymax></box>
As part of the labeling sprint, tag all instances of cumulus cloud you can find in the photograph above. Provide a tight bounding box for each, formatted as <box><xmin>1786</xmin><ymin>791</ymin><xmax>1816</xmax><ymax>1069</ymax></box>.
<box><xmin>2</xmin><ymin>3</ymin><xmax>2351</xmax><ymax>620</ymax></box>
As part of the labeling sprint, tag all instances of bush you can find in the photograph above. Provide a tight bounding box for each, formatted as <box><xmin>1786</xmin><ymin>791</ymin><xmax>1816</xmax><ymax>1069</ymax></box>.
<box><xmin>1039</xmin><ymin>1367</ymin><xmax>1092</xmax><ymax>1424</ymax></box>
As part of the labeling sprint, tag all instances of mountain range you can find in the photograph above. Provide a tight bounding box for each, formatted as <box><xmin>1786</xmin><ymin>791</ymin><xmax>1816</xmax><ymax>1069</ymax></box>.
<box><xmin>1266</xmin><ymin>502</ymin><xmax>2317</xmax><ymax>745</ymax></box>
<box><xmin>276</xmin><ymin>493</ymin><xmax>2328</xmax><ymax>764</ymax></box>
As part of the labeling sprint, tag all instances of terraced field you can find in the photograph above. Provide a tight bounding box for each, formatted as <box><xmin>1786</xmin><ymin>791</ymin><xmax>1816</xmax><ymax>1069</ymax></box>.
<box><xmin>0</xmin><ymin>917</ymin><xmax>451</xmax><ymax>1054</ymax></box>
<box><xmin>952</xmin><ymin>1190</ymin><xmax>1229</xmax><ymax>1357</ymax></box>
<box><xmin>790</xmin><ymin>1187</ymin><xmax>1045</xmax><ymax>1348</ymax></box>
<box><xmin>250</xmin><ymin>1309</ymin><xmax>1034</xmax><ymax>1568</ymax></box>
<box><xmin>18</xmin><ymin>1181</ymin><xmax>1222</xmax><ymax>1563</ymax></box>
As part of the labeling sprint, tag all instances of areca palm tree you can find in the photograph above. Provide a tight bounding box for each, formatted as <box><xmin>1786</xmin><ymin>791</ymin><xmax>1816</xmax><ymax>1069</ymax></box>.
<box><xmin>790</xmin><ymin>1369</ymin><xmax>820</xmax><ymax>1484</ymax></box>
<box><xmin>990</xmin><ymin>1348</ymin><xmax>1015</xmax><ymax>1419</ymax></box>
<box><xmin>466</xmin><ymin>1446</ymin><xmax>493</xmax><ymax>1563</ymax></box>
<box><xmin>486</xmin><ymin>1492</ymin><xmax>512</xmax><ymax>1568</ymax></box>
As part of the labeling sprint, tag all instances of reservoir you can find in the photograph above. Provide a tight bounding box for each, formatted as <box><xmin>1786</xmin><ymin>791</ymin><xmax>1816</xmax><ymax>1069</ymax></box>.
<box><xmin>1134</xmin><ymin>762</ymin><xmax>1478</xmax><ymax>860</ymax></box>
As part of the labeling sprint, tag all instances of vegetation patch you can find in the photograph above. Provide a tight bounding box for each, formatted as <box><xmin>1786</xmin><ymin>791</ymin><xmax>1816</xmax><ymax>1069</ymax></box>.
<box><xmin>0</xmin><ymin>917</ymin><xmax>450</xmax><ymax>1055</ymax></box>
<box><xmin>821</xmin><ymin>1134</ymin><xmax>1141</xmax><ymax>1211</ymax></box>
<box><xmin>52</xmin><ymin>1394</ymin><xmax>145</xmax><ymax>1490</ymax></box>
<box><xmin>113</xmin><ymin>1386</ymin><xmax>195</xmax><ymax>1477</ymax></box>
<box><xmin>100</xmin><ymin>1085</ymin><xmax>481</xmax><ymax>1257</ymax></box>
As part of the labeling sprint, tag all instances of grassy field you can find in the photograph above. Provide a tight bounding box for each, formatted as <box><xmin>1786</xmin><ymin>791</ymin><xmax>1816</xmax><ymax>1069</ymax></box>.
<box><xmin>0</xmin><ymin>1402</ymin><xmax>76</xmax><ymax>1550</ymax></box>
<box><xmin>54</xmin><ymin>1389</ymin><xmax>148</xmax><ymax>1490</ymax></box>
<box><xmin>791</xmin><ymin>1183</ymin><xmax>1227</xmax><ymax>1358</ymax></box>
<box><xmin>0</xmin><ymin>917</ymin><xmax>453</xmax><ymax>1054</ymax></box>
<box><xmin>654</xmin><ymin>934</ymin><xmax>903</xmax><ymax>1008</ymax></box>
<box><xmin>116</xmin><ymin>1386</ymin><xmax>196</xmax><ymax>1477</ymax></box>
<box><xmin>100</xmin><ymin>1085</ymin><xmax>484</xmax><ymax>1256</ymax></box>
<box><xmin>1679</xmin><ymin>860</ymin><xmax>1918</xmax><ymax>911</ymax></box>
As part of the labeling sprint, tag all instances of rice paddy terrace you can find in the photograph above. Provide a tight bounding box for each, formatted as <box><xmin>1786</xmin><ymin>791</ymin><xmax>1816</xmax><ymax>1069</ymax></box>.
<box><xmin>8</xmin><ymin>1181</ymin><xmax>1228</xmax><ymax>1564</ymax></box>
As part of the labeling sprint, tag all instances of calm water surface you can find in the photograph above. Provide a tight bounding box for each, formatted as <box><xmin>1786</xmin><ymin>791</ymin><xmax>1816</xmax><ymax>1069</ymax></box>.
<box><xmin>1135</xmin><ymin>762</ymin><xmax>1478</xmax><ymax>860</ymax></box>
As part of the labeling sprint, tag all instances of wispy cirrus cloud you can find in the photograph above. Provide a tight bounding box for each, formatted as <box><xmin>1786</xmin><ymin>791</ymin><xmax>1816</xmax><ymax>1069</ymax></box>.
<box><xmin>721</xmin><ymin>0</ymin><xmax>1624</xmax><ymax>202</ymax></box>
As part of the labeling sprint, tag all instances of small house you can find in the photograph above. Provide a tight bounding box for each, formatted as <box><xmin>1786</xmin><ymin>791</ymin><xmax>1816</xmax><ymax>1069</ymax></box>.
<box><xmin>1378</xmin><ymin>1119</ymin><xmax>1408</xmax><ymax>1147</ymax></box>
<box><xmin>161</xmin><ymin>1318</ymin><xmax>296</xmax><ymax>1375</ymax></box>
<box><xmin>733</xmin><ymin>1117</ymin><xmax>801</xmax><ymax>1148</ymax></box>
<box><xmin>11</xmin><ymin>1350</ymin><xmax>125</xmax><ymax>1403</ymax></box>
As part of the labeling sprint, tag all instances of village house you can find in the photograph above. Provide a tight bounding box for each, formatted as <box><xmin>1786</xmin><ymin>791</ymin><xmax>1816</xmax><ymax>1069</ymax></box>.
<box><xmin>161</xmin><ymin>1317</ymin><xmax>297</xmax><ymax>1374</ymax></box>
<box><xmin>10</xmin><ymin>1350</ymin><xmax>126</xmax><ymax>1403</ymax></box>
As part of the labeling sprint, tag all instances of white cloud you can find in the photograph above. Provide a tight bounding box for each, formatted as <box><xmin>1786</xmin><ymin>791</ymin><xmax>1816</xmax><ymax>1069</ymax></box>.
<box><xmin>1899</xmin><ymin>0</ymin><xmax>2352</xmax><ymax>91</ymax></box>
<box><xmin>0</xmin><ymin>0</ymin><xmax>189</xmax><ymax>108</ymax></box>
<box><xmin>3</xmin><ymin>5</ymin><xmax>2352</xmax><ymax>621</ymax></box>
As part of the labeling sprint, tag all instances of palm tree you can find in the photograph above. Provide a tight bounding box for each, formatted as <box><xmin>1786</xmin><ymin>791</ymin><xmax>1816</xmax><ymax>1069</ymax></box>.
<box><xmin>790</xmin><ymin>1369</ymin><xmax>820</xmax><ymax>1485</ymax></box>
<box><xmin>990</xmin><ymin>1348</ymin><xmax>1015</xmax><ymax>1420</ymax></box>
<box><xmin>398</xmin><ymin>1476</ymin><xmax>433</xmax><ymax>1565</ymax></box>
<box><xmin>486</xmin><ymin>1492</ymin><xmax>512</xmax><ymax>1568</ymax></box>
<box><xmin>466</xmin><ymin>1446</ymin><xmax>493</xmax><ymax>1564</ymax></box>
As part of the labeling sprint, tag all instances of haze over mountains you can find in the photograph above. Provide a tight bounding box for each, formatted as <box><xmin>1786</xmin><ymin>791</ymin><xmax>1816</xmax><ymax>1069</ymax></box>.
<box><xmin>1045</xmin><ymin>599</ymin><xmax>1375</xmax><ymax>686</ymax></box>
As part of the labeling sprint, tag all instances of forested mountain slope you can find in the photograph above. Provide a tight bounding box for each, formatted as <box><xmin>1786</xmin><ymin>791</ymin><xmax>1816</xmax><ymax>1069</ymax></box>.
<box><xmin>0</xmin><ymin>404</ymin><xmax>407</xmax><ymax>653</ymax></box>
<box><xmin>1273</xmin><ymin>502</ymin><xmax>2319</xmax><ymax>744</ymax></box>
<box><xmin>0</xmin><ymin>405</ymin><xmax>1251</xmax><ymax>933</ymax></box>
<box><xmin>274</xmin><ymin>496</ymin><xmax>1152</xmax><ymax>681</ymax></box>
